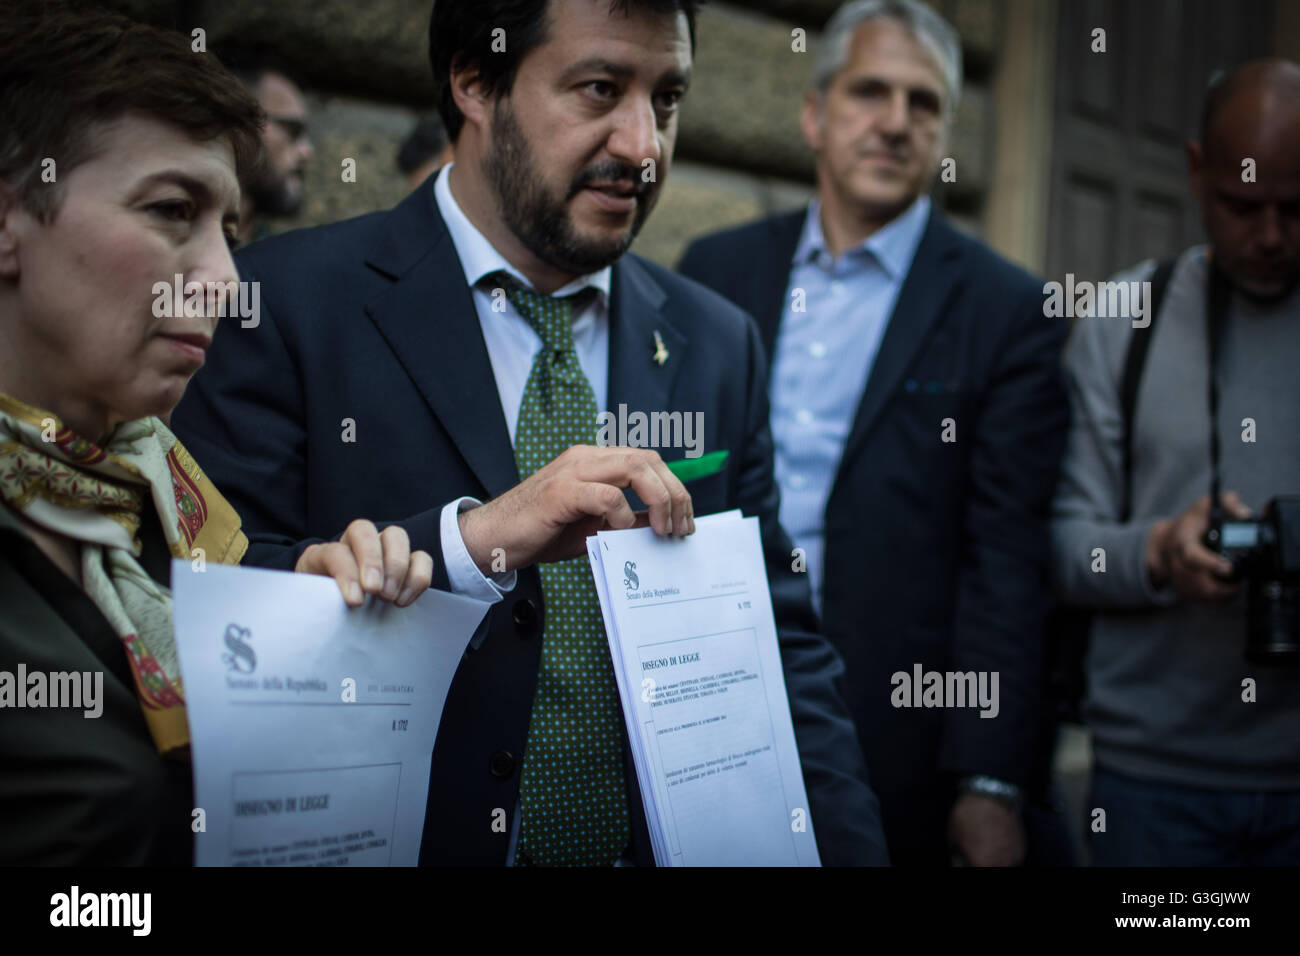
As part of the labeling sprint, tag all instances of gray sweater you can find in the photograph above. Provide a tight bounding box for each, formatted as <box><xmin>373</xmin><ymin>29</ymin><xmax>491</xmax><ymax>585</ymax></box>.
<box><xmin>1052</xmin><ymin>246</ymin><xmax>1300</xmax><ymax>790</ymax></box>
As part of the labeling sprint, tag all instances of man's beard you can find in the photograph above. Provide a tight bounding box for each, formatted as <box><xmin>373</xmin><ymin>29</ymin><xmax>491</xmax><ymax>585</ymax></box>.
<box><xmin>245</xmin><ymin>164</ymin><xmax>303</xmax><ymax>219</ymax></box>
<box><xmin>482</xmin><ymin>98</ymin><xmax>659</xmax><ymax>275</ymax></box>
<box><xmin>1225</xmin><ymin>263</ymin><xmax>1300</xmax><ymax>304</ymax></box>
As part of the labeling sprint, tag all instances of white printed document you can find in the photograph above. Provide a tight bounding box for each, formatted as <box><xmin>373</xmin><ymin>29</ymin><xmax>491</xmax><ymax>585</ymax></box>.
<box><xmin>587</xmin><ymin>511</ymin><xmax>820</xmax><ymax>866</ymax></box>
<box><xmin>172</xmin><ymin>561</ymin><xmax>489</xmax><ymax>866</ymax></box>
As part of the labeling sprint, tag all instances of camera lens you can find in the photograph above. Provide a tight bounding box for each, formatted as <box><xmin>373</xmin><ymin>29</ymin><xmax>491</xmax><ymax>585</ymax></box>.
<box><xmin>1245</xmin><ymin>578</ymin><xmax>1300</xmax><ymax>664</ymax></box>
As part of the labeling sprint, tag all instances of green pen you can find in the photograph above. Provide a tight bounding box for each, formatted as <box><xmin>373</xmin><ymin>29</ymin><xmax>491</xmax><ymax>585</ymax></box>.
<box><xmin>666</xmin><ymin>449</ymin><xmax>729</xmax><ymax>483</ymax></box>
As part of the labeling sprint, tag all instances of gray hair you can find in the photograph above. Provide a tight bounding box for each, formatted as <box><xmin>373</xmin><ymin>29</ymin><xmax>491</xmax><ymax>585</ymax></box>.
<box><xmin>812</xmin><ymin>0</ymin><xmax>963</xmax><ymax>115</ymax></box>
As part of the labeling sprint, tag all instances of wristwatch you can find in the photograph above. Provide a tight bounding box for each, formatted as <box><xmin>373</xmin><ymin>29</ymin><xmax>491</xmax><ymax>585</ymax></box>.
<box><xmin>957</xmin><ymin>775</ymin><xmax>1024</xmax><ymax>813</ymax></box>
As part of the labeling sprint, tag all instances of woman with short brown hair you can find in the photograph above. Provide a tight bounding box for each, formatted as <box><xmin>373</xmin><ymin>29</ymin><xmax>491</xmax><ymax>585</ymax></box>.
<box><xmin>0</xmin><ymin>3</ymin><xmax>433</xmax><ymax>863</ymax></box>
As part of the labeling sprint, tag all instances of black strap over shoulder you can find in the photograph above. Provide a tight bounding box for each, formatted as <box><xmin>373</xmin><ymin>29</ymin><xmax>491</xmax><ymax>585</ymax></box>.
<box><xmin>1046</xmin><ymin>256</ymin><xmax>1179</xmax><ymax>728</ymax></box>
<box><xmin>1117</xmin><ymin>257</ymin><xmax>1177</xmax><ymax>521</ymax></box>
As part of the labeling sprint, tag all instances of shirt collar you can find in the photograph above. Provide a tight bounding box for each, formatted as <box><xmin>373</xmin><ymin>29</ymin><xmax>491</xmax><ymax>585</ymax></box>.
<box><xmin>433</xmin><ymin>163</ymin><xmax>612</xmax><ymax>301</ymax></box>
<box><xmin>794</xmin><ymin>194</ymin><xmax>931</xmax><ymax>279</ymax></box>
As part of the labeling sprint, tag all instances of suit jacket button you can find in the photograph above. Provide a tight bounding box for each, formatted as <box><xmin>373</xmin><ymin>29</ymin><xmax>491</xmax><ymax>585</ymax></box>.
<box><xmin>489</xmin><ymin>750</ymin><xmax>516</xmax><ymax>778</ymax></box>
<box><xmin>511</xmin><ymin>598</ymin><xmax>539</xmax><ymax>635</ymax></box>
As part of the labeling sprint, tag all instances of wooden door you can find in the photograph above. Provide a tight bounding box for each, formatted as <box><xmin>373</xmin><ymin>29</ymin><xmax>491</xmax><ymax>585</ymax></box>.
<box><xmin>1045</xmin><ymin>0</ymin><xmax>1273</xmax><ymax>282</ymax></box>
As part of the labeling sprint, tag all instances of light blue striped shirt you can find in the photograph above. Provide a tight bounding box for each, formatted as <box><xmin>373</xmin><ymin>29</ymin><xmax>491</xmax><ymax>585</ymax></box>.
<box><xmin>770</xmin><ymin>196</ymin><xmax>931</xmax><ymax>613</ymax></box>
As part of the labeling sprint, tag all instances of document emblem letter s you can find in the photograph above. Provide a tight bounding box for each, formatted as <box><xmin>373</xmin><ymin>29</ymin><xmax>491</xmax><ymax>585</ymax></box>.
<box><xmin>222</xmin><ymin>624</ymin><xmax>256</xmax><ymax>674</ymax></box>
<box><xmin>623</xmin><ymin>561</ymin><xmax>639</xmax><ymax>591</ymax></box>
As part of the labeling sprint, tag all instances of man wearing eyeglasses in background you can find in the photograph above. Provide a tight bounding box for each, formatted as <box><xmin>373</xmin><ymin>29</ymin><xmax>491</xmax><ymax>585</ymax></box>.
<box><xmin>224</xmin><ymin>48</ymin><xmax>315</xmax><ymax>244</ymax></box>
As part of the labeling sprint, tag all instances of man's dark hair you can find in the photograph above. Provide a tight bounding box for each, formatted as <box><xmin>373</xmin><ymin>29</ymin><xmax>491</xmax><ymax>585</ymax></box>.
<box><xmin>0</xmin><ymin>2</ymin><xmax>265</xmax><ymax>221</ymax></box>
<box><xmin>429</xmin><ymin>0</ymin><xmax>702</xmax><ymax>142</ymax></box>
<box><xmin>218</xmin><ymin>45</ymin><xmax>297</xmax><ymax>90</ymax></box>
<box><xmin>397</xmin><ymin>114</ymin><xmax>451</xmax><ymax>174</ymax></box>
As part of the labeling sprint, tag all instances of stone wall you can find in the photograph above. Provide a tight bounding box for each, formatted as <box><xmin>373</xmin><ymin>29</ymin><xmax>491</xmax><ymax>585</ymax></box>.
<box><xmin>102</xmin><ymin>0</ymin><xmax>1003</xmax><ymax>268</ymax></box>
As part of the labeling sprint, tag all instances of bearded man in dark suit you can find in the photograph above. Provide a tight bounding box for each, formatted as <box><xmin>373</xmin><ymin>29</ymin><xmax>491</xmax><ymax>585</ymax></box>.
<box><xmin>174</xmin><ymin>0</ymin><xmax>887</xmax><ymax>866</ymax></box>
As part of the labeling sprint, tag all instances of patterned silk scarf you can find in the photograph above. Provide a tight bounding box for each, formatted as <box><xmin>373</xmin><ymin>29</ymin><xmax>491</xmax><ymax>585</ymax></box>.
<box><xmin>0</xmin><ymin>393</ymin><xmax>247</xmax><ymax>757</ymax></box>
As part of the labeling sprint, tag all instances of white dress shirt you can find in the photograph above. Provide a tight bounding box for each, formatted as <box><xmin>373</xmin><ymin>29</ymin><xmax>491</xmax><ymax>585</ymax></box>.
<box><xmin>434</xmin><ymin>163</ymin><xmax>614</xmax><ymax>603</ymax></box>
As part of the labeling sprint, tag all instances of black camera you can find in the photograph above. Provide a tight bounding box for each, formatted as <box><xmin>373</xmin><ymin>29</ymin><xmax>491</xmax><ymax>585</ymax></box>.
<box><xmin>1204</xmin><ymin>496</ymin><xmax>1300</xmax><ymax>664</ymax></box>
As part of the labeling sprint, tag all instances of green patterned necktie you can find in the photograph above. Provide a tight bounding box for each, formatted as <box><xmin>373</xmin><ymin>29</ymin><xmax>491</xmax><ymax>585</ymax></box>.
<box><xmin>481</xmin><ymin>271</ymin><xmax>630</xmax><ymax>866</ymax></box>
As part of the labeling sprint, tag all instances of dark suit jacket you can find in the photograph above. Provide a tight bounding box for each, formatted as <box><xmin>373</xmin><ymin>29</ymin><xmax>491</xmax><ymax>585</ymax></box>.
<box><xmin>171</xmin><ymin>181</ymin><xmax>888</xmax><ymax>866</ymax></box>
<box><xmin>679</xmin><ymin>207</ymin><xmax>1068</xmax><ymax>864</ymax></box>
<box><xmin>0</xmin><ymin>504</ymin><xmax>194</xmax><ymax>864</ymax></box>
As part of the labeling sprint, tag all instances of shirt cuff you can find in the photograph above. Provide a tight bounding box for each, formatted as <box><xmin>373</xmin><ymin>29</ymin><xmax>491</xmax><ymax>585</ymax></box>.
<box><xmin>440</xmin><ymin>497</ymin><xmax>517</xmax><ymax>603</ymax></box>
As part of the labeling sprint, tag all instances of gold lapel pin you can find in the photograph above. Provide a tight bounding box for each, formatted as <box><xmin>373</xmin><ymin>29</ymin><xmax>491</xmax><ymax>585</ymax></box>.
<box><xmin>652</xmin><ymin>330</ymin><xmax>669</xmax><ymax>366</ymax></box>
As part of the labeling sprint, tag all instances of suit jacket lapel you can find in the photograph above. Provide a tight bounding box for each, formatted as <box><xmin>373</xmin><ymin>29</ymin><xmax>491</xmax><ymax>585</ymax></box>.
<box><xmin>608</xmin><ymin>258</ymin><xmax>686</xmax><ymax>437</ymax></box>
<box><xmin>753</xmin><ymin>211</ymin><xmax>807</xmax><ymax>368</ymax></box>
<box><xmin>363</xmin><ymin>188</ymin><xmax>520</xmax><ymax>499</ymax></box>
<box><xmin>835</xmin><ymin>210</ymin><xmax>965</xmax><ymax>475</ymax></box>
